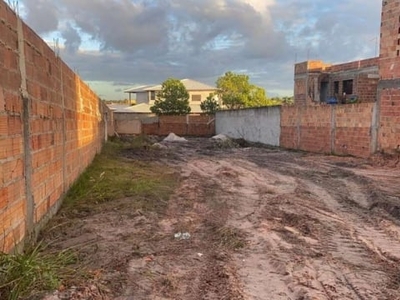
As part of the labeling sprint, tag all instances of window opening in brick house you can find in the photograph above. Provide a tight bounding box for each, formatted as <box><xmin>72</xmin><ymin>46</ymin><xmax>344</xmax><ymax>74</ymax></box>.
<box><xmin>343</xmin><ymin>80</ymin><xmax>353</xmax><ymax>95</ymax></box>
<box><xmin>151</xmin><ymin>91</ymin><xmax>155</xmax><ymax>100</ymax></box>
<box><xmin>192</xmin><ymin>94</ymin><xmax>202</xmax><ymax>101</ymax></box>
<box><xmin>397</xmin><ymin>50</ymin><xmax>400</xmax><ymax>57</ymax></box>
<box><xmin>398</xmin><ymin>38</ymin><xmax>400</xmax><ymax>45</ymax></box>
<box><xmin>334</xmin><ymin>81</ymin><xmax>339</xmax><ymax>95</ymax></box>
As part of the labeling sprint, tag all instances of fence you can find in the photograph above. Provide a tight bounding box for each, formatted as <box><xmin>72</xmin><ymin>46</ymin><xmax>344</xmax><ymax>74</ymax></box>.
<box><xmin>139</xmin><ymin>115</ymin><xmax>215</xmax><ymax>137</ymax></box>
<box><xmin>215</xmin><ymin>106</ymin><xmax>281</xmax><ymax>146</ymax></box>
<box><xmin>0</xmin><ymin>2</ymin><xmax>108</xmax><ymax>253</ymax></box>
<box><xmin>280</xmin><ymin>103</ymin><xmax>377</xmax><ymax>157</ymax></box>
<box><xmin>216</xmin><ymin>103</ymin><xmax>377</xmax><ymax>158</ymax></box>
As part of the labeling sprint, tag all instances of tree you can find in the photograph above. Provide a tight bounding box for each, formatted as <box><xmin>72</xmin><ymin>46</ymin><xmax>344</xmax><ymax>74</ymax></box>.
<box><xmin>248</xmin><ymin>85</ymin><xmax>270</xmax><ymax>107</ymax></box>
<box><xmin>216</xmin><ymin>71</ymin><xmax>251</xmax><ymax>109</ymax></box>
<box><xmin>150</xmin><ymin>78</ymin><xmax>191</xmax><ymax>115</ymax></box>
<box><xmin>200</xmin><ymin>93</ymin><xmax>220</xmax><ymax>114</ymax></box>
<box><xmin>216</xmin><ymin>71</ymin><xmax>270</xmax><ymax>109</ymax></box>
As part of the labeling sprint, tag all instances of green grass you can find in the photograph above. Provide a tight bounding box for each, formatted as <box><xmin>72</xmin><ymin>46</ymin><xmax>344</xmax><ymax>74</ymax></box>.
<box><xmin>62</xmin><ymin>137</ymin><xmax>178</xmax><ymax>216</ymax></box>
<box><xmin>0</xmin><ymin>243</ymin><xmax>77</xmax><ymax>300</ymax></box>
<box><xmin>0</xmin><ymin>136</ymin><xmax>179</xmax><ymax>300</ymax></box>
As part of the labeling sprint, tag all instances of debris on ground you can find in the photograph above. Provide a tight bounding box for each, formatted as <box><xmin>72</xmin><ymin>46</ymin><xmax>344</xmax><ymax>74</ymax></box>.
<box><xmin>174</xmin><ymin>232</ymin><xmax>191</xmax><ymax>240</ymax></box>
<box><xmin>211</xmin><ymin>134</ymin><xmax>230</xmax><ymax>141</ymax></box>
<box><xmin>163</xmin><ymin>132</ymin><xmax>188</xmax><ymax>142</ymax></box>
<box><xmin>152</xmin><ymin>142</ymin><xmax>168</xmax><ymax>149</ymax></box>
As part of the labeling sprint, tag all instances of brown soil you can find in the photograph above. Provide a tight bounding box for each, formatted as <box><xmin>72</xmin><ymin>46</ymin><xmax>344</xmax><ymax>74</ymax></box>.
<box><xmin>41</xmin><ymin>138</ymin><xmax>400</xmax><ymax>300</ymax></box>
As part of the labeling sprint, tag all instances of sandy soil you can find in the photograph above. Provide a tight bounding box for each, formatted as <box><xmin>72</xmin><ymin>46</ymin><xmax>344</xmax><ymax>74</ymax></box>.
<box><xmin>42</xmin><ymin>138</ymin><xmax>400</xmax><ymax>300</ymax></box>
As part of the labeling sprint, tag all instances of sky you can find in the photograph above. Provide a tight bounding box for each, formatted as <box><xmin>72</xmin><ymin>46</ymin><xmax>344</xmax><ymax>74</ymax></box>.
<box><xmin>16</xmin><ymin>0</ymin><xmax>381</xmax><ymax>100</ymax></box>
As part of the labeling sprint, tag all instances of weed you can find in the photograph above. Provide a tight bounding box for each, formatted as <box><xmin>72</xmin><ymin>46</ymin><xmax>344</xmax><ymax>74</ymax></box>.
<box><xmin>216</xmin><ymin>226</ymin><xmax>246</xmax><ymax>250</ymax></box>
<box><xmin>4</xmin><ymin>136</ymin><xmax>179</xmax><ymax>299</ymax></box>
<box><xmin>0</xmin><ymin>243</ymin><xmax>77</xmax><ymax>300</ymax></box>
<box><xmin>158</xmin><ymin>275</ymin><xmax>177</xmax><ymax>295</ymax></box>
<box><xmin>61</xmin><ymin>138</ymin><xmax>178</xmax><ymax>216</ymax></box>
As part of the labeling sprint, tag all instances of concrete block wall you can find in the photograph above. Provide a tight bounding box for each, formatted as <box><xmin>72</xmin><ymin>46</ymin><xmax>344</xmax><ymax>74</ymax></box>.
<box><xmin>215</xmin><ymin>103</ymin><xmax>375</xmax><ymax>158</ymax></box>
<box><xmin>113</xmin><ymin>113</ymin><xmax>142</xmax><ymax>135</ymax></box>
<box><xmin>216</xmin><ymin>107</ymin><xmax>281</xmax><ymax>146</ymax></box>
<box><xmin>0</xmin><ymin>1</ymin><xmax>105</xmax><ymax>253</ymax></box>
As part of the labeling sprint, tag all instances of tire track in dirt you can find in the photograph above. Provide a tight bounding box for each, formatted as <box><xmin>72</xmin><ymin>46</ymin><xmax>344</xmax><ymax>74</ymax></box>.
<box><xmin>38</xmin><ymin>139</ymin><xmax>400</xmax><ymax>300</ymax></box>
<box><xmin>183</xmin><ymin>151</ymin><xmax>400</xmax><ymax>299</ymax></box>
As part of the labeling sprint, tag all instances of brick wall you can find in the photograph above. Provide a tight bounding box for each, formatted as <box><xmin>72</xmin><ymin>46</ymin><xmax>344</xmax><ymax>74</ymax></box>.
<box><xmin>356</xmin><ymin>74</ymin><xmax>379</xmax><ymax>103</ymax></box>
<box><xmin>380</xmin><ymin>0</ymin><xmax>400</xmax><ymax>79</ymax></box>
<box><xmin>0</xmin><ymin>2</ymin><xmax>26</xmax><ymax>253</ymax></box>
<box><xmin>281</xmin><ymin>105</ymin><xmax>332</xmax><ymax>153</ymax></box>
<box><xmin>326</xmin><ymin>58</ymin><xmax>379</xmax><ymax>73</ymax></box>
<box><xmin>378</xmin><ymin>0</ymin><xmax>400</xmax><ymax>153</ymax></box>
<box><xmin>280</xmin><ymin>103</ymin><xmax>376</xmax><ymax>157</ymax></box>
<box><xmin>378</xmin><ymin>88</ymin><xmax>400</xmax><ymax>152</ymax></box>
<box><xmin>279</xmin><ymin>106</ymin><xmax>298</xmax><ymax>149</ymax></box>
<box><xmin>298</xmin><ymin>106</ymin><xmax>332</xmax><ymax>153</ymax></box>
<box><xmin>294</xmin><ymin>58</ymin><xmax>379</xmax><ymax>106</ymax></box>
<box><xmin>0</xmin><ymin>1</ymin><xmax>106</xmax><ymax>253</ymax></box>
<box><xmin>334</xmin><ymin>104</ymin><xmax>375</xmax><ymax>157</ymax></box>
<box><xmin>142</xmin><ymin>115</ymin><xmax>215</xmax><ymax>137</ymax></box>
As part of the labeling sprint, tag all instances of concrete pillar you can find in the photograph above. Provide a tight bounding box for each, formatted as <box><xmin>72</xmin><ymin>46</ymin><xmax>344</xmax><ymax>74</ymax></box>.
<box><xmin>17</xmin><ymin>16</ymin><xmax>34</xmax><ymax>238</ymax></box>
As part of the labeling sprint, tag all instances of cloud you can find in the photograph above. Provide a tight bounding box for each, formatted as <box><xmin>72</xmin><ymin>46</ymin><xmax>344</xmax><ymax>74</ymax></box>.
<box><xmin>61</xmin><ymin>22</ymin><xmax>81</xmax><ymax>53</ymax></box>
<box><xmin>19</xmin><ymin>0</ymin><xmax>381</xmax><ymax>99</ymax></box>
<box><xmin>59</xmin><ymin>0</ymin><xmax>170</xmax><ymax>54</ymax></box>
<box><xmin>23</xmin><ymin>0</ymin><xmax>59</xmax><ymax>33</ymax></box>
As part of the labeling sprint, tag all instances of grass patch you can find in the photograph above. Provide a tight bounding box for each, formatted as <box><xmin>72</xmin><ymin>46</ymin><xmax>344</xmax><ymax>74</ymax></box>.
<box><xmin>62</xmin><ymin>137</ymin><xmax>179</xmax><ymax>216</ymax></box>
<box><xmin>2</xmin><ymin>136</ymin><xmax>180</xmax><ymax>299</ymax></box>
<box><xmin>216</xmin><ymin>226</ymin><xmax>246</xmax><ymax>250</ymax></box>
<box><xmin>0</xmin><ymin>243</ymin><xmax>77</xmax><ymax>300</ymax></box>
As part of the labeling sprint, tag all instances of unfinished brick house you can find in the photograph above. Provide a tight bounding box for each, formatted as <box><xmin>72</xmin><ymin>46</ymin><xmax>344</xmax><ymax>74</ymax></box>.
<box><xmin>294</xmin><ymin>58</ymin><xmax>380</xmax><ymax>106</ymax></box>
<box><xmin>288</xmin><ymin>0</ymin><xmax>400</xmax><ymax>156</ymax></box>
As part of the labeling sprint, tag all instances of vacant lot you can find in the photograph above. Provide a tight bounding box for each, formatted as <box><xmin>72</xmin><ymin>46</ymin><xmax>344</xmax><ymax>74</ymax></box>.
<box><xmin>39</xmin><ymin>137</ymin><xmax>400</xmax><ymax>300</ymax></box>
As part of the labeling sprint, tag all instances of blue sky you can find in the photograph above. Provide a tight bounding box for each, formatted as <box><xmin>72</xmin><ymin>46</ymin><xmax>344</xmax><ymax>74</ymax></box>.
<box><xmin>18</xmin><ymin>0</ymin><xmax>381</xmax><ymax>100</ymax></box>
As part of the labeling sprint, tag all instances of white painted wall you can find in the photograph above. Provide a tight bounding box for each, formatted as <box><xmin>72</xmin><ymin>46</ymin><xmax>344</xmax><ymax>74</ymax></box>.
<box><xmin>216</xmin><ymin>106</ymin><xmax>281</xmax><ymax>146</ymax></box>
<box><xmin>114</xmin><ymin>113</ymin><xmax>142</xmax><ymax>134</ymax></box>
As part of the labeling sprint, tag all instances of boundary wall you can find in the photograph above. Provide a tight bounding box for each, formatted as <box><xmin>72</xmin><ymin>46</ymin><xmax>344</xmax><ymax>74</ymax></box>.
<box><xmin>0</xmin><ymin>2</ymin><xmax>108</xmax><ymax>252</ymax></box>
<box><xmin>216</xmin><ymin>103</ymin><xmax>377</xmax><ymax>158</ymax></box>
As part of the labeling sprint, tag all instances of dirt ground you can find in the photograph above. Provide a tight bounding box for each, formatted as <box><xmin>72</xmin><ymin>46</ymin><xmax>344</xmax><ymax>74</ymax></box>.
<box><xmin>41</xmin><ymin>137</ymin><xmax>400</xmax><ymax>300</ymax></box>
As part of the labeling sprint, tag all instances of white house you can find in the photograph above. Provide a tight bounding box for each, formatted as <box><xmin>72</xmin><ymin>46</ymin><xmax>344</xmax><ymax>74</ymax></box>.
<box><xmin>124</xmin><ymin>79</ymin><xmax>218</xmax><ymax>113</ymax></box>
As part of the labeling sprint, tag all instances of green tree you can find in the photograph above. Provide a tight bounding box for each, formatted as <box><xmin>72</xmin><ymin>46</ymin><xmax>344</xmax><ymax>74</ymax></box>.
<box><xmin>216</xmin><ymin>71</ymin><xmax>251</xmax><ymax>109</ymax></box>
<box><xmin>248</xmin><ymin>85</ymin><xmax>270</xmax><ymax>107</ymax></box>
<box><xmin>200</xmin><ymin>93</ymin><xmax>220</xmax><ymax>114</ymax></box>
<box><xmin>216</xmin><ymin>71</ymin><xmax>271</xmax><ymax>109</ymax></box>
<box><xmin>150</xmin><ymin>78</ymin><xmax>191</xmax><ymax>115</ymax></box>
